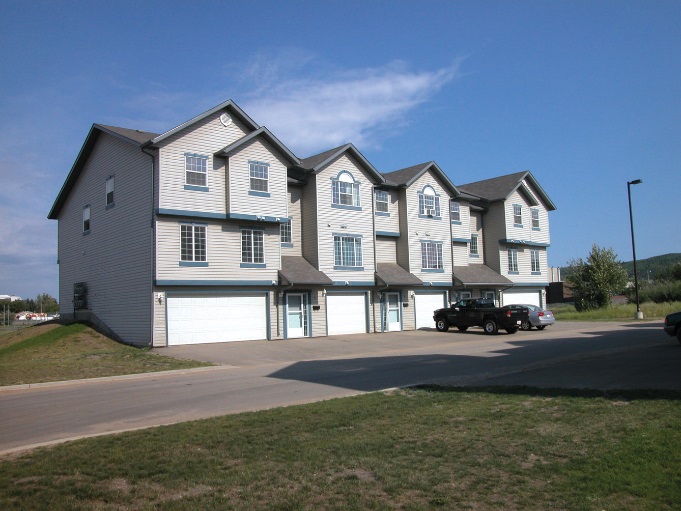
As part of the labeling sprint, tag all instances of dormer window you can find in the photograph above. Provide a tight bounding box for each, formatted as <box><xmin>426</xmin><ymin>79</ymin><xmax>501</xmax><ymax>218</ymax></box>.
<box><xmin>332</xmin><ymin>171</ymin><xmax>360</xmax><ymax>208</ymax></box>
<box><xmin>419</xmin><ymin>186</ymin><xmax>440</xmax><ymax>217</ymax></box>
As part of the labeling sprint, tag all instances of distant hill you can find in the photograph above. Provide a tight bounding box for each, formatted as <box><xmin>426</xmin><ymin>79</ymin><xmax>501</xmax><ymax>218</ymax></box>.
<box><xmin>620</xmin><ymin>253</ymin><xmax>681</xmax><ymax>281</ymax></box>
<box><xmin>562</xmin><ymin>253</ymin><xmax>681</xmax><ymax>281</ymax></box>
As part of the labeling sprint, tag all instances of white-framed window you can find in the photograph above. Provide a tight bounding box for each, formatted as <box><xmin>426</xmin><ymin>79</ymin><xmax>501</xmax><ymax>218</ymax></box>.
<box><xmin>421</xmin><ymin>241</ymin><xmax>443</xmax><ymax>270</ymax></box>
<box><xmin>450</xmin><ymin>201</ymin><xmax>461</xmax><ymax>222</ymax></box>
<box><xmin>249</xmin><ymin>161</ymin><xmax>269</xmax><ymax>193</ymax></box>
<box><xmin>242</xmin><ymin>228</ymin><xmax>264</xmax><ymax>264</ymax></box>
<box><xmin>280</xmin><ymin>221</ymin><xmax>292</xmax><ymax>244</ymax></box>
<box><xmin>508</xmin><ymin>248</ymin><xmax>519</xmax><ymax>273</ymax></box>
<box><xmin>82</xmin><ymin>205</ymin><xmax>91</xmax><ymax>232</ymax></box>
<box><xmin>469</xmin><ymin>234</ymin><xmax>479</xmax><ymax>256</ymax></box>
<box><xmin>332</xmin><ymin>172</ymin><xmax>360</xmax><ymax>207</ymax></box>
<box><xmin>531</xmin><ymin>249</ymin><xmax>541</xmax><ymax>273</ymax></box>
<box><xmin>375</xmin><ymin>190</ymin><xmax>389</xmax><ymax>213</ymax></box>
<box><xmin>185</xmin><ymin>154</ymin><xmax>207</xmax><ymax>187</ymax></box>
<box><xmin>419</xmin><ymin>186</ymin><xmax>441</xmax><ymax>217</ymax></box>
<box><xmin>105</xmin><ymin>176</ymin><xmax>114</xmax><ymax>206</ymax></box>
<box><xmin>513</xmin><ymin>204</ymin><xmax>523</xmax><ymax>226</ymax></box>
<box><xmin>334</xmin><ymin>235</ymin><xmax>362</xmax><ymax>267</ymax></box>
<box><xmin>180</xmin><ymin>224</ymin><xmax>207</xmax><ymax>262</ymax></box>
<box><xmin>531</xmin><ymin>208</ymin><xmax>540</xmax><ymax>229</ymax></box>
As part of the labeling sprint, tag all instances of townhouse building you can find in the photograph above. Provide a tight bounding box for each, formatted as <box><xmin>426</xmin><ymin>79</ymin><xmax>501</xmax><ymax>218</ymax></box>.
<box><xmin>48</xmin><ymin>99</ymin><xmax>556</xmax><ymax>347</ymax></box>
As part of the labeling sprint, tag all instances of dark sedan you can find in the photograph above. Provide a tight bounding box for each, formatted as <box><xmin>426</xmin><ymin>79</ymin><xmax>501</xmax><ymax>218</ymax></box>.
<box><xmin>663</xmin><ymin>311</ymin><xmax>681</xmax><ymax>344</ymax></box>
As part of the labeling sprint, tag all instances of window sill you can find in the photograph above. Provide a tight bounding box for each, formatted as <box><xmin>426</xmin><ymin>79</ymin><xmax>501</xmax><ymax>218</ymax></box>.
<box><xmin>514</xmin><ymin>223</ymin><xmax>523</xmax><ymax>228</ymax></box>
<box><xmin>508</xmin><ymin>271</ymin><xmax>520</xmax><ymax>275</ymax></box>
<box><xmin>240</xmin><ymin>263</ymin><xmax>266</xmax><ymax>269</ymax></box>
<box><xmin>184</xmin><ymin>185</ymin><xmax>209</xmax><ymax>192</ymax></box>
<box><xmin>106</xmin><ymin>203</ymin><xmax>115</xmax><ymax>210</ymax></box>
<box><xmin>331</xmin><ymin>203</ymin><xmax>362</xmax><ymax>211</ymax></box>
<box><xmin>421</xmin><ymin>268</ymin><xmax>445</xmax><ymax>273</ymax></box>
<box><xmin>179</xmin><ymin>261</ymin><xmax>209</xmax><ymax>267</ymax></box>
<box><xmin>375</xmin><ymin>211</ymin><xmax>390</xmax><ymax>217</ymax></box>
<box><xmin>531</xmin><ymin>271</ymin><xmax>542</xmax><ymax>275</ymax></box>
<box><xmin>451</xmin><ymin>220</ymin><xmax>462</xmax><ymax>225</ymax></box>
<box><xmin>334</xmin><ymin>265</ymin><xmax>364</xmax><ymax>271</ymax></box>
<box><xmin>249</xmin><ymin>191</ymin><xmax>270</xmax><ymax>197</ymax></box>
<box><xmin>418</xmin><ymin>214</ymin><xmax>442</xmax><ymax>220</ymax></box>
<box><xmin>281</xmin><ymin>242</ymin><xmax>294</xmax><ymax>248</ymax></box>
<box><xmin>469</xmin><ymin>254</ymin><xmax>480</xmax><ymax>258</ymax></box>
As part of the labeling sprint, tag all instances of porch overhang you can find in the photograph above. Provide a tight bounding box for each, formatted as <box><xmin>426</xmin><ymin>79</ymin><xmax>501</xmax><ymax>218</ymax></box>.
<box><xmin>375</xmin><ymin>263</ymin><xmax>424</xmax><ymax>287</ymax></box>
<box><xmin>452</xmin><ymin>265</ymin><xmax>513</xmax><ymax>287</ymax></box>
<box><xmin>279</xmin><ymin>256</ymin><xmax>333</xmax><ymax>286</ymax></box>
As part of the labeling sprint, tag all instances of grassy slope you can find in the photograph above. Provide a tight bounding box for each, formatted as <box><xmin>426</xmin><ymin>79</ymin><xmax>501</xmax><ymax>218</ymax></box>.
<box><xmin>0</xmin><ymin>323</ymin><xmax>212</xmax><ymax>386</ymax></box>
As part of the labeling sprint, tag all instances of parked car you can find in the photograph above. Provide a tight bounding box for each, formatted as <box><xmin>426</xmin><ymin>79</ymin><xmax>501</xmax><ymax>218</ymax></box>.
<box><xmin>433</xmin><ymin>299</ymin><xmax>529</xmax><ymax>335</ymax></box>
<box><xmin>663</xmin><ymin>311</ymin><xmax>681</xmax><ymax>345</ymax></box>
<box><xmin>501</xmin><ymin>304</ymin><xmax>555</xmax><ymax>331</ymax></box>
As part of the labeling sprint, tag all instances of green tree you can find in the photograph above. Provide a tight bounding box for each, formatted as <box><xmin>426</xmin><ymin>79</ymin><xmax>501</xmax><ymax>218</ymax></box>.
<box><xmin>566</xmin><ymin>245</ymin><xmax>628</xmax><ymax>311</ymax></box>
<box><xmin>35</xmin><ymin>293</ymin><xmax>59</xmax><ymax>314</ymax></box>
<box><xmin>671</xmin><ymin>262</ymin><xmax>681</xmax><ymax>282</ymax></box>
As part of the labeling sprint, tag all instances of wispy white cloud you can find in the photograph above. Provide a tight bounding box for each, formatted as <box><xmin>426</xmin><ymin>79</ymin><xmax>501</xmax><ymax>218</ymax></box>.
<box><xmin>242</xmin><ymin>59</ymin><xmax>463</xmax><ymax>155</ymax></box>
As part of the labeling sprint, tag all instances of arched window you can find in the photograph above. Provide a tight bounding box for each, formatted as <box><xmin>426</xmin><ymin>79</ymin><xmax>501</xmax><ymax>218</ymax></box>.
<box><xmin>332</xmin><ymin>171</ymin><xmax>360</xmax><ymax>207</ymax></box>
<box><xmin>418</xmin><ymin>185</ymin><xmax>441</xmax><ymax>217</ymax></box>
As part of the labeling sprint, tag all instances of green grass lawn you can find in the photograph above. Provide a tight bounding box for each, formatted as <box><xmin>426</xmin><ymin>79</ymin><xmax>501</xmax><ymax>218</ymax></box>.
<box><xmin>0</xmin><ymin>323</ymin><xmax>212</xmax><ymax>386</ymax></box>
<box><xmin>552</xmin><ymin>301</ymin><xmax>681</xmax><ymax>321</ymax></box>
<box><xmin>1</xmin><ymin>386</ymin><xmax>679</xmax><ymax>510</ymax></box>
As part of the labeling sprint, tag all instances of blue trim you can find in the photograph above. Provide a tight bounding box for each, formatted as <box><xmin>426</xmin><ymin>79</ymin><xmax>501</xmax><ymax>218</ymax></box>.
<box><xmin>281</xmin><ymin>242</ymin><xmax>294</xmax><ymax>248</ymax></box>
<box><xmin>500</xmin><ymin>238</ymin><xmax>550</xmax><ymax>247</ymax></box>
<box><xmin>184</xmin><ymin>185</ymin><xmax>209</xmax><ymax>192</ymax></box>
<box><xmin>227</xmin><ymin>212</ymin><xmax>287</xmax><ymax>223</ymax></box>
<box><xmin>179</xmin><ymin>261</ymin><xmax>209</xmax><ymax>267</ymax></box>
<box><xmin>507</xmin><ymin>282</ymin><xmax>550</xmax><ymax>287</ymax></box>
<box><xmin>158</xmin><ymin>208</ymin><xmax>224</xmax><ymax>220</ymax></box>
<box><xmin>421</xmin><ymin>268</ymin><xmax>445</xmax><ymax>273</ymax></box>
<box><xmin>331</xmin><ymin>203</ymin><xmax>363</xmax><ymax>212</ymax></box>
<box><xmin>155</xmin><ymin>279</ymin><xmax>276</xmax><ymax>286</ymax></box>
<box><xmin>82</xmin><ymin>229</ymin><xmax>91</xmax><ymax>236</ymax></box>
<box><xmin>248</xmin><ymin>159</ymin><xmax>270</xmax><ymax>166</ymax></box>
<box><xmin>532</xmin><ymin>227</ymin><xmax>541</xmax><ymax>231</ymax></box>
<box><xmin>184</xmin><ymin>152</ymin><xmax>208</xmax><ymax>159</ymax></box>
<box><xmin>331</xmin><ymin>281</ymin><xmax>374</xmax><ymax>286</ymax></box>
<box><xmin>469</xmin><ymin>254</ymin><xmax>480</xmax><ymax>258</ymax></box>
<box><xmin>418</xmin><ymin>214</ymin><xmax>442</xmax><ymax>220</ymax></box>
<box><xmin>452</xmin><ymin>237</ymin><xmax>471</xmax><ymax>243</ymax></box>
<box><xmin>332</xmin><ymin>170</ymin><xmax>357</xmax><ymax>182</ymax></box>
<box><xmin>508</xmin><ymin>271</ymin><xmax>520</xmax><ymax>275</ymax></box>
<box><xmin>179</xmin><ymin>220</ymin><xmax>208</xmax><ymax>226</ymax></box>
<box><xmin>451</xmin><ymin>220</ymin><xmax>462</xmax><ymax>225</ymax></box>
<box><xmin>376</xmin><ymin>231</ymin><xmax>400</xmax><ymax>237</ymax></box>
<box><xmin>419</xmin><ymin>281</ymin><xmax>452</xmax><ymax>287</ymax></box>
<box><xmin>531</xmin><ymin>271</ymin><xmax>541</xmax><ymax>275</ymax></box>
<box><xmin>240</xmin><ymin>263</ymin><xmax>267</xmax><ymax>269</ymax></box>
<box><xmin>375</xmin><ymin>211</ymin><xmax>390</xmax><ymax>217</ymax></box>
<box><xmin>334</xmin><ymin>265</ymin><xmax>365</xmax><ymax>271</ymax></box>
<box><xmin>248</xmin><ymin>191</ymin><xmax>271</xmax><ymax>198</ymax></box>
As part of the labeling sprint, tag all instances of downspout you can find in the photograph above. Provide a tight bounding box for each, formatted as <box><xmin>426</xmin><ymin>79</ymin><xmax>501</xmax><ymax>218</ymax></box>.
<box><xmin>141</xmin><ymin>145</ymin><xmax>156</xmax><ymax>348</ymax></box>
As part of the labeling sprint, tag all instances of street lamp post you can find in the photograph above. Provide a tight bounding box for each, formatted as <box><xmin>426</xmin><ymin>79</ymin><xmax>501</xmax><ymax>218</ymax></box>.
<box><xmin>627</xmin><ymin>179</ymin><xmax>643</xmax><ymax>319</ymax></box>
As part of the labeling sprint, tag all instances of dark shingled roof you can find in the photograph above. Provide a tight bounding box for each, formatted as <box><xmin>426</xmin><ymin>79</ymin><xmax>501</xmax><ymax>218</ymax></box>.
<box><xmin>459</xmin><ymin>171</ymin><xmax>557</xmax><ymax>210</ymax></box>
<box><xmin>97</xmin><ymin>124</ymin><xmax>159</xmax><ymax>145</ymax></box>
<box><xmin>452</xmin><ymin>265</ymin><xmax>513</xmax><ymax>286</ymax></box>
<box><xmin>298</xmin><ymin>144</ymin><xmax>349</xmax><ymax>171</ymax></box>
<box><xmin>279</xmin><ymin>256</ymin><xmax>333</xmax><ymax>286</ymax></box>
<box><xmin>375</xmin><ymin>263</ymin><xmax>424</xmax><ymax>286</ymax></box>
<box><xmin>382</xmin><ymin>162</ymin><xmax>429</xmax><ymax>187</ymax></box>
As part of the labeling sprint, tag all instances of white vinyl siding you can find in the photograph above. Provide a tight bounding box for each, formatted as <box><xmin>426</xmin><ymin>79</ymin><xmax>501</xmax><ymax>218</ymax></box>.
<box><xmin>56</xmin><ymin>132</ymin><xmax>153</xmax><ymax>346</ymax></box>
<box><xmin>375</xmin><ymin>237</ymin><xmax>397</xmax><ymax>263</ymax></box>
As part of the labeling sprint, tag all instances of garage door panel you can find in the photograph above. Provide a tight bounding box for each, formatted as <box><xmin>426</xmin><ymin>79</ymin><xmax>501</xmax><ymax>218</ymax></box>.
<box><xmin>502</xmin><ymin>291</ymin><xmax>541</xmax><ymax>307</ymax></box>
<box><xmin>167</xmin><ymin>294</ymin><xmax>267</xmax><ymax>345</ymax></box>
<box><xmin>415</xmin><ymin>293</ymin><xmax>446</xmax><ymax>329</ymax></box>
<box><xmin>327</xmin><ymin>293</ymin><xmax>367</xmax><ymax>335</ymax></box>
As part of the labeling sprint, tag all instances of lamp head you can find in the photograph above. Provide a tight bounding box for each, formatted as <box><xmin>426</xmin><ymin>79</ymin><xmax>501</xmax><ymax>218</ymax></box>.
<box><xmin>628</xmin><ymin>179</ymin><xmax>643</xmax><ymax>185</ymax></box>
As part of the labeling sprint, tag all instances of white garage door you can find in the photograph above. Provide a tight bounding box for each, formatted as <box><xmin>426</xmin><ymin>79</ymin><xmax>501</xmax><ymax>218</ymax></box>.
<box><xmin>502</xmin><ymin>290</ymin><xmax>541</xmax><ymax>307</ymax></box>
<box><xmin>415</xmin><ymin>292</ymin><xmax>447</xmax><ymax>329</ymax></box>
<box><xmin>167</xmin><ymin>294</ymin><xmax>267</xmax><ymax>345</ymax></box>
<box><xmin>327</xmin><ymin>293</ymin><xmax>367</xmax><ymax>335</ymax></box>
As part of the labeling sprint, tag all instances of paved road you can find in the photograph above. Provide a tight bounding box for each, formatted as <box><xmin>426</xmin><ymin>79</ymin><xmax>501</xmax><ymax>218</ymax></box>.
<box><xmin>1</xmin><ymin>321</ymin><xmax>679</xmax><ymax>454</ymax></box>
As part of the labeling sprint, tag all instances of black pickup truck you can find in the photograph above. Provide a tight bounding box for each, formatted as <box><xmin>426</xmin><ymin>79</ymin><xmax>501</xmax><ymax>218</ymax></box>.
<box><xmin>433</xmin><ymin>298</ymin><xmax>529</xmax><ymax>335</ymax></box>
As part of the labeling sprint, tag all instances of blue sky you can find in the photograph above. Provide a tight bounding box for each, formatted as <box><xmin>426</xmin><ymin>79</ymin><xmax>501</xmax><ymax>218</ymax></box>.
<box><xmin>1</xmin><ymin>0</ymin><xmax>679</xmax><ymax>301</ymax></box>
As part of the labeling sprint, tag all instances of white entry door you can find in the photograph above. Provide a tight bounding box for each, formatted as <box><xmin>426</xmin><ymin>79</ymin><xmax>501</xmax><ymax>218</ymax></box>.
<box><xmin>286</xmin><ymin>293</ymin><xmax>307</xmax><ymax>338</ymax></box>
<box><xmin>383</xmin><ymin>292</ymin><xmax>401</xmax><ymax>331</ymax></box>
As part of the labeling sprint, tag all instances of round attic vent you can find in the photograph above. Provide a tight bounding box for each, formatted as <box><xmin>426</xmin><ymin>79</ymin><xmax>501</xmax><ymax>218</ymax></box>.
<box><xmin>219</xmin><ymin>113</ymin><xmax>233</xmax><ymax>127</ymax></box>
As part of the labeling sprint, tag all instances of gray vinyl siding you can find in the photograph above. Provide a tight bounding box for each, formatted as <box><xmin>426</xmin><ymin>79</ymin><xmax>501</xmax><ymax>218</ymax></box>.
<box><xmin>396</xmin><ymin>189</ymin><xmax>410</xmax><ymax>269</ymax></box>
<box><xmin>301</xmin><ymin>177</ymin><xmax>319</xmax><ymax>267</ymax></box>
<box><xmin>469</xmin><ymin>212</ymin><xmax>484</xmax><ymax>265</ymax></box>
<box><xmin>157</xmin><ymin>109</ymin><xmax>249</xmax><ymax>215</ymax></box>
<box><xmin>156</xmin><ymin>218</ymin><xmax>280</xmax><ymax>283</ymax></box>
<box><xmin>283</xmin><ymin>186</ymin><xmax>303</xmax><ymax>256</ymax></box>
<box><xmin>226</xmin><ymin>138</ymin><xmax>289</xmax><ymax>219</ymax></box>
<box><xmin>56</xmin><ymin>132</ymin><xmax>152</xmax><ymax>346</ymax></box>
<box><xmin>376</xmin><ymin>236</ymin><xmax>397</xmax><ymax>262</ymax></box>
<box><xmin>403</xmin><ymin>172</ymin><xmax>453</xmax><ymax>283</ymax></box>
<box><xmin>450</xmin><ymin>199</ymin><xmax>471</xmax><ymax>240</ymax></box>
<box><xmin>374</xmin><ymin>189</ymin><xmax>400</xmax><ymax>233</ymax></box>
<box><xmin>482</xmin><ymin>202</ymin><xmax>506</xmax><ymax>272</ymax></box>
<box><xmin>314</xmin><ymin>154</ymin><xmax>376</xmax><ymax>283</ymax></box>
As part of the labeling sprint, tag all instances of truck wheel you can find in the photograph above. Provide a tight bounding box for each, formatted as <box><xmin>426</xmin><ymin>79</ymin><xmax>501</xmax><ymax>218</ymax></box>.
<box><xmin>483</xmin><ymin>319</ymin><xmax>498</xmax><ymax>335</ymax></box>
<box><xmin>457</xmin><ymin>326</ymin><xmax>468</xmax><ymax>332</ymax></box>
<box><xmin>506</xmin><ymin>327</ymin><xmax>518</xmax><ymax>334</ymax></box>
<box><xmin>520</xmin><ymin>320</ymin><xmax>532</xmax><ymax>331</ymax></box>
<box><xmin>435</xmin><ymin>318</ymin><xmax>449</xmax><ymax>332</ymax></box>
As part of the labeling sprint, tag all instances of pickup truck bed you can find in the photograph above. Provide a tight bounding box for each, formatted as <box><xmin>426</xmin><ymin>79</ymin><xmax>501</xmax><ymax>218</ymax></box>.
<box><xmin>433</xmin><ymin>299</ymin><xmax>529</xmax><ymax>335</ymax></box>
